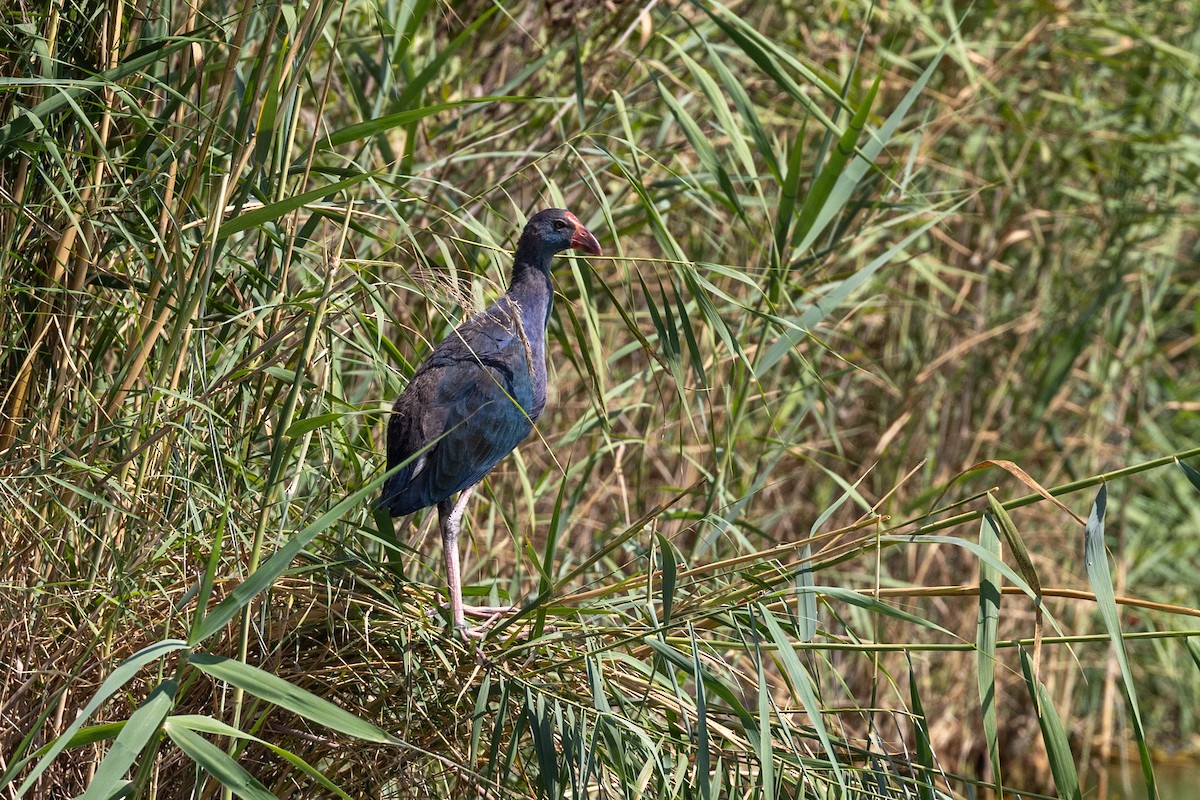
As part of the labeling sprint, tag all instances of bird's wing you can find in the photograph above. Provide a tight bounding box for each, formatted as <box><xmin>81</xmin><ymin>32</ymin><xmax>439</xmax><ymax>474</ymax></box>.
<box><xmin>380</xmin><ymin>301</ymin><xmax>538</xmax><ymax>515</ymax></box>
<box><xmin>421</xmin><ymin>352</ymin><xmax>536</xmax><ymax>497</ymax></box>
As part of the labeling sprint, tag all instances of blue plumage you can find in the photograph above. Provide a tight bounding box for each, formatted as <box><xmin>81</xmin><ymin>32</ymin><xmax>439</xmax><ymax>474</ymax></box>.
<box><xmin>378</xmin><ymin>209</ymin><xmax>601</xmax><ymax>637</ymax></box>
<box><xmin>380</xmin><ymin>295</ymin><xmax>545</xmax><ymax>515</ymax></box>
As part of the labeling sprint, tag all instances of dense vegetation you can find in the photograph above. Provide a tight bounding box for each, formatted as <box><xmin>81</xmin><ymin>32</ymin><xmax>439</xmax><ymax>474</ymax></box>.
<box><xmin>2</xmin><ymin>0</ymin><xmax>1198</xmax><ymax>797</ymax></box>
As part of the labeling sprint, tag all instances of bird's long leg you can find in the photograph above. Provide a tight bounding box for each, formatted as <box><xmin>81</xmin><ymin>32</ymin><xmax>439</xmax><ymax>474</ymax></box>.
<box><xmin>438</xmin><ymin>483</ymin><xmax>516</xmax><ymax>639</ymax></box>
<box><xmin>437</xmin><ymin>484</ymin><xmax>475</xmax><ymax>633</ymax></box>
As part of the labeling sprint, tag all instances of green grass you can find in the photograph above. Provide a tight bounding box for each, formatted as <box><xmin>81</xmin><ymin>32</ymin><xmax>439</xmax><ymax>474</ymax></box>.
<box><xmin>1</xmin><ymin>0</ymin><xmax>1199</xmax><ymax>797</ymax></box>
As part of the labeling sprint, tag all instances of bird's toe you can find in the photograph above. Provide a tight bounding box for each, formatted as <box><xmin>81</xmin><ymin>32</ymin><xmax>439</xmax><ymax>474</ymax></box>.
<box><xmin>461</xmin><ymin>604</ymin><xmax>516</xmax><ymax>619</ymax></box>
<box><xmin>459</xmin><ymin>624</ymin><xmax>490</xmax><ymax>640</ymax></box>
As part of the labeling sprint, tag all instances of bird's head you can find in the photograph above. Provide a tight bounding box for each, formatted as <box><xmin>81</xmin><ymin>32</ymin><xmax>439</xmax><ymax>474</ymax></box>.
<box><xmin>519</xmin><ymin>208</ymin><xmax>602</xmax><ymax>260</ymax></box>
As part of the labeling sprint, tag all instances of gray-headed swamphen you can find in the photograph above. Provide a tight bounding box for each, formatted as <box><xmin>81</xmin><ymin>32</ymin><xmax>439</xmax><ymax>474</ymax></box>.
<box><xmin>379</xmin><ymin>209</ymin><xmax>602</xmax><ymax>638</ymax></box>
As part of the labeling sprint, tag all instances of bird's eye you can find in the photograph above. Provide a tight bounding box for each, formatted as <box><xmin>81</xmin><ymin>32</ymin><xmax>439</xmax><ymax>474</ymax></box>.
<box><xmin>553</xmin><ymin>219</ymin><xmax>568</xmax><ymax>230</ymax></box>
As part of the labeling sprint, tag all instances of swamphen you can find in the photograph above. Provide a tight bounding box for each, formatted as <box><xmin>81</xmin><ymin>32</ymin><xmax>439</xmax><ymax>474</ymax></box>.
<box><xmin>379</xmin><ymin>209</ymin><xmax>602</xmax><ymax>638</ymax></box>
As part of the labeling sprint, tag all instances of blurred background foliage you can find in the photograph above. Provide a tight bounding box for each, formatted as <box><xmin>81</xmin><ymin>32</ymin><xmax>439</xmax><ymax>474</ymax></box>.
<box><xmin>1</xmin><ymin>0</ymin><xmax>1198</xmax><ymax>797</ymax></box>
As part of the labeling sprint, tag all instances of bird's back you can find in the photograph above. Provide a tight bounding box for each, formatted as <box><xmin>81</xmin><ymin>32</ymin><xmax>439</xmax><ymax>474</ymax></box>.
<box><xmin>379</xmin><ymin>296</ymin><xmax>548</xmax><ymax>517</ymax></box>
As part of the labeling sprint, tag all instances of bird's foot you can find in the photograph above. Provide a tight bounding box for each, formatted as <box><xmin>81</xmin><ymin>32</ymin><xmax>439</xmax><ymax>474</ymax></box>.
<box><xmin>443</xmin><ymin>605</ymin><xmax>558</xmax><ymax>640</ymax></box>
<box><xmin>458</xmin><ymin>623</ymin><xmax>491</xmax><ymax>640</ymax></box>
<box><xmin>457</xmin><ymin>605</ymin><xmax>514</xmax><ymax>639</ymax></box>
<box><xmin>426</xmin><ymin>603</ymin><xmax>515</xmax><ymax>622</ymax></box>
<box><xmin>461</xmin><ymin>604</ymin><xmax>516</xmax><ymax>619</ymax></box>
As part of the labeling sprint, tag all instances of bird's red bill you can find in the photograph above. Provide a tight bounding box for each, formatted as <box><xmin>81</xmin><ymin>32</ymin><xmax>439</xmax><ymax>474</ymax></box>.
<box><xmin>565</xmin><ymin>213</ymin><xmax>602</xmax><ymax>256</ymax></box>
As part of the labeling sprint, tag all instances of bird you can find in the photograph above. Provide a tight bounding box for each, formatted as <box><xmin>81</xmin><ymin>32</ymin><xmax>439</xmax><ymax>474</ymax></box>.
<box><xmin>379</xmin><ymin>208</ymin><xmax>602</xmax><ymax>638</ymax></box>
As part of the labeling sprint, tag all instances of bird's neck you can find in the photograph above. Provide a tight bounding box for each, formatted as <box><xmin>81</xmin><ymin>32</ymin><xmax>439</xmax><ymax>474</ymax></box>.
<box><xmin>507</xmin><ymin>254</ymin><xmax>554</xmax><ymax>329</ymax></box>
